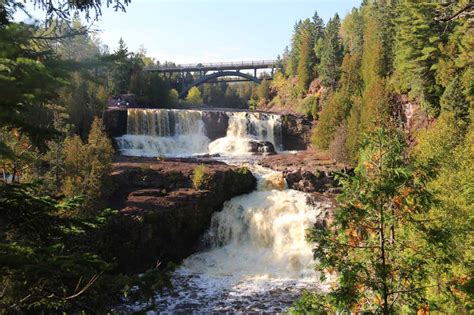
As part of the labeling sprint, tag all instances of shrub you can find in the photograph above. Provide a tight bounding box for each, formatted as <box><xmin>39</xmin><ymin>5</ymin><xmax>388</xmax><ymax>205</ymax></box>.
<box><xmin>298</xmin><ymin>95</ymin><xmax>319</xmax><ymax>119</ymax></box>
<box><xmin>62</xmin><ymin>117</ymin><xmax>114</xmax><ymax>216</ymax></box>
<box><xmin>192</xmin><ymin>164</ymin><xmax>209</xmax><ymax>189</ymax></box>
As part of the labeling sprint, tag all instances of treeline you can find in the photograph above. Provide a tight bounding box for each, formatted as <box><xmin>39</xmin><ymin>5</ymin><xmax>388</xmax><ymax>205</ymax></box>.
<box><xmin>262</xmin><ymin>1</ymin><xmax>473</xmax><ymax>314</ymax></box>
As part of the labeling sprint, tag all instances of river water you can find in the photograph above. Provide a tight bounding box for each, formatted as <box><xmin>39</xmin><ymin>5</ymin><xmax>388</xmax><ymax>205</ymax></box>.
<box><xmin>116</xmin><ymin>109</ymin><xmax>329</xmax><ymax>313</ymax></box>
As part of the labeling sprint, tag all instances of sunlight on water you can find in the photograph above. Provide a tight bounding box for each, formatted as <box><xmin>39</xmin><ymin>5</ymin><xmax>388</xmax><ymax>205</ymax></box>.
<box><xmin>128</xmin><ymin>166</ymin><xmax>332</xmax><ymax>313</ymax></box>
<box><xmin>115</xmin><ymin>109</ymin><xmax>282</xmax><ymax>157</ymax></box>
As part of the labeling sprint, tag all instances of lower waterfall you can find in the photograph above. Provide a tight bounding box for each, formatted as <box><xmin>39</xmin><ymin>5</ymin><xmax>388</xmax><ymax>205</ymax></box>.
<box><xmin>129</xmin><ymin>166</ymin><xmax>331</xmax><ymax>313</ymax></box>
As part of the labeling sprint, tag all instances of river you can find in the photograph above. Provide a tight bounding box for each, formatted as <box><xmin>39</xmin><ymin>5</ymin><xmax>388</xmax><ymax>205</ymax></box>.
<box><xmin>116</xmin><ymin>108</ymin><xmax>329</xmax><ymax>313</ymax></box>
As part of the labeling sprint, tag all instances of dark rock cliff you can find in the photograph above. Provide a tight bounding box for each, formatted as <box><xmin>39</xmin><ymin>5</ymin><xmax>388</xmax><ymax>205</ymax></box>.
<box><xmin>102</xmin><ymin>157</ymin><xmax>256</xmax><ymax>273</ymax></box>
<box><xmin>280</xmin><ymin>114</ymin><xmax>313</xmax><ymax>151</ymax></box>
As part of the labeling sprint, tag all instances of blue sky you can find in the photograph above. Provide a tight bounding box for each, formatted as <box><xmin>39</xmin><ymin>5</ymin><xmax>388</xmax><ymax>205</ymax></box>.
<box><xmin>20</xmin><ymin>0</ymin><xmax>361</xmax><ymax>64</ymax></box>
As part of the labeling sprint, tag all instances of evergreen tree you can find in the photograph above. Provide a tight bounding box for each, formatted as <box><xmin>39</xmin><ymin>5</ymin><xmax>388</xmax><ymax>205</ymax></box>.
<box><xmin>319</xmin><ymin>14</ymin><xmax>343</xmax><ymax>89</ymax></box>
<box><xmin>392</xmin><ymin>2</ymin><xmax>443</xmax><ymax>115</ymax></box>
<box><xmin>297</xmin><ymin>27</ymin><xmax>314</xmax><ymax>95</ymax></box>
<box><xmin>440</xmin><ymin>74</ymin><xmax>470</xmax><ymax>128</ymax></box>
<box><xmin>62</xmin><ymin>118</ymin><xmax>114</xmax><ymax>215</ymax></box>
<box><xmin>303</xmin><ymin>128</ymin><xmax>435</xmax><ymax>313</ymax></box>
<box><xmin>287</xmin><ymin>20</ymin><xmax>303</xmax><ymax>76</ymax></box>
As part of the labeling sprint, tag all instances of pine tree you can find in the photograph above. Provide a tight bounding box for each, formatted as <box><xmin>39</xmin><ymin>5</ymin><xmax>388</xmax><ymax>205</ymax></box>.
<box><xmin>440</xmin><ymin>74</ymin><xmax>470</xmax><ymax>128</ymax></box>
<box><xmin>297</xmin><ymin>27</ymin><xmax>314</xmax><ymax>95</ymax></box>
<box><xmin>393</xmin><ymin>2</ymin><xmax>443</xmax><ymax>115</ymax></box>
<box><xmin>319</xmin><ymin>14</ymin><xmax>343</xmax><ymax>89</ymax></box>
<box><xmin>305</xmin><ymin>128</ymin><xmax>435</xmax><ymax>313</ymax></box>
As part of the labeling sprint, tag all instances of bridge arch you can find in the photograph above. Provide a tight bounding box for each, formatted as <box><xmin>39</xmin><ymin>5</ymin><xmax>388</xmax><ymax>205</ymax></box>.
<box><xmin>179</xmin><ymin>71</ymin><xmax>261</xmax><ymax>98</ymax></box>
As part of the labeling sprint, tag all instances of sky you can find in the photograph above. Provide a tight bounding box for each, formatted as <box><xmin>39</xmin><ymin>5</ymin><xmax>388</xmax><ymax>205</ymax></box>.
<box><xmin>18</xmin><ymin>0</ymin><xmax>361</xmax><ymax>64</ymax></box>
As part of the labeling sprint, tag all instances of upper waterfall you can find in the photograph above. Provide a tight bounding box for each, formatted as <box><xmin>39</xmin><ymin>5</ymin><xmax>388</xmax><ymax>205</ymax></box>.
<box><xmin>115</xmin><ymin>108</ymin><xmax>282</xmax><ymax>157</ymax></box>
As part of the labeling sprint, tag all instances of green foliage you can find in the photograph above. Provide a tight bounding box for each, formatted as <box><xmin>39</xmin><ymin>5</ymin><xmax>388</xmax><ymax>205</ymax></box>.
<box><xmin>319</xmin><ymin>14</ymin><xmax>343</xmax><ymax>89</ymax></box>
<box><xmin>256</xmin><ymin>79</ymin><xmax>271</xmax><ymax>102</ymax></box>
<box><xmin>311</xmin><ymin>91</ymin><xmax>351</xmax><ymax>150</ymax></box>
<box><xmin>0</xmin><ymin>183</ymin><xmax>121</xmax><ymax>312</ymax></box>
<box><xmin>392</xmin><ymin>2</ymin><xmax>443</xmax><ymax>114</ymax></box>
<box><xmin>297</xmin><ymin>26</ymin><xmax>315</xmax><ymax>95</ymax></box>
<box><xmin>168</xmin><ymin>88</ymin><xmax>179</xmax><ymax>107</ymax></box>
<box><xmin>62</xmin><ymin>118</ymin><xmax>114</xmax><ymax>215</ymax></box>
<box><xmin>192</xmin><ymin>164</ymin><xmax>210</xmax><ymax>190</ymax></box>
<box><xmin>440</xmin><ymin>74</ymin><xmax>470</xmax><ymax>127</ymax></box>
<box><xmin>186</xmin><ymin>86</ymin><xmax>203</xmax><ymax>104</ymax></box>
<box><xmin>298</xmin><ymin>95</ymin><xmax>319</xmax><ymax>119</ymax></box>
<box><xmin>308</xmin><ymin>128</ymin><xmax>436</xmax><ymax>313</ymax></box>
<box><xmin>411</xmin><ymin>111</ymin><xmax>474</xmax><ymax>312</ymax></box>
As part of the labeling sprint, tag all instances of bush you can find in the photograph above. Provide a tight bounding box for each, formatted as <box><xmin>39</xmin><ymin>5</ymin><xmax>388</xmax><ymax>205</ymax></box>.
<box><xmin>62</xmin><ymin>117</ymin><xmax>114</xmax><ymax>216</ymax></box>
<box><xmin>192</xmin><ymin>164</ymin><xmax>209</xmax><ymax>189</ymax></box>
<box><xmin>298</xmin><ymin>95</ymin><xmax>319</xmax><ymax>119</ymax></box>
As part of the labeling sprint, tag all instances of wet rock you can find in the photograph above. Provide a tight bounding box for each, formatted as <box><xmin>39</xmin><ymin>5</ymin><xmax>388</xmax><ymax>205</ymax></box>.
<box><xmin>103</xmin><ymin>108</ymin><xmax>127</xmax><ymax>137</ymax></box>
<box><xmin>283</xmin><ymin>169</ymin><xmax>337</xmax><ymax>193</ymax></box>
<box><xmin>248</xmin><ymin>140</ymin><xmax>276</xmax><ymax>155</ymax></box>
<box><xmin>103</xmin><ymin>156</ymin><xmax>257</xmax><ymax>273</ymax></box>
<box><xmin>281</xmin><ymin>114</ymin><xmax>313</xmax><ymax>150</ymax></box>
<box><xmin>259</xmin><ymin>149</ymin><xmax>350</xmax><ymax>194</ymax></box>
<box><xmin>202</xmin><ymin>111</ymin><xmax>229</xmax><ymax>141</ymax></box>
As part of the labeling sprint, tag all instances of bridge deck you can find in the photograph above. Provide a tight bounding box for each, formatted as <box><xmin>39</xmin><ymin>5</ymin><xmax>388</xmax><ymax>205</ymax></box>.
<box><xmin>144</xmin><ymin>60</ymin><xmax>277</xmax><ymax>73</ymax></box>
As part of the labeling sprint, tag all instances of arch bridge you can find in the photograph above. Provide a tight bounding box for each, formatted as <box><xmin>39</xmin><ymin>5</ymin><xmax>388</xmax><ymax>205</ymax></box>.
<box><xmin>144</xmin><ymin>60</ymin><xmax>278</xmax><ymax>98</ymax></box>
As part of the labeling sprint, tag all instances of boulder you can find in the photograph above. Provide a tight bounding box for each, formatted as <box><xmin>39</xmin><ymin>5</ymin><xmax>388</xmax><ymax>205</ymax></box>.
<box><xmin>248</xmin><ymin>140</ymin><xmax>276</xmax><ymax>155</ymax></box>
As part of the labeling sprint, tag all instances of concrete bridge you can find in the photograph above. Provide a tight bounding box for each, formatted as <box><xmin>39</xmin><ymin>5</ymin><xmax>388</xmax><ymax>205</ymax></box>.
<box><xmin>144</xmin><ymin>60</ymin><xmax>278</xmax><ymax>98</ymax></box>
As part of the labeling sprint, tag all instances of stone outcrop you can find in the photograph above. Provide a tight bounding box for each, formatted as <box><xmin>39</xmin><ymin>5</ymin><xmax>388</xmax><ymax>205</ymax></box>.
<box><xmin>280</xmin><ymin>114</ymin><xmax>313</xmax><ymax>150</ymax></box>
<box><xmin>248</xmin><ymin>140</ymin><xmax>276</xmax><ymax>155</ymax></box>
<box><xmin>103</xmin><ymin>108</ymin><xmax>127</xmax><ymax>137</ymax></box>
<box><xmin>259</xmin><ymin>149</ymin><xmax>350</xmax><ymax>194</ymax></box>
<box><xmin>201</xmin><ymin>111</ymin><xmax>229</xmax><ymax>141</ymax></box>
<box><xmin>103</xmin><ymin>157</ymin><xmax>256</xmax><ymax>273</ymax></box>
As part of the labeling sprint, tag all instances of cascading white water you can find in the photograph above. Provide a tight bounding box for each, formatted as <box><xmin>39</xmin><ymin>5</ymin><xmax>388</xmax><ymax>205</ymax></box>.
<box><xmin>133</xmin><ymin>166</ymin><xmax>331</xmax><ymax>313</ymax></box>
<box><xmin>115</xmin><ymin>109</ymin><xmax>282</xmax><ymax>157</ymax></box>
<box><xmin>115</xmin><ymin>109</ymin><xmax>210</xmax><ymax>157</ymax></box>
<box><xmin>208</xmin><ymin>112</ymin><xmax>282</xmax><ymax>155</ymax></box>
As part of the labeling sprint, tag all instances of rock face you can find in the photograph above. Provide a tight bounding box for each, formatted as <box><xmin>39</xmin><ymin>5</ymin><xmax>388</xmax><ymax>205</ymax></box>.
<box><xmin>281</xmin><ymin>114</ymin><xmax>313</xmax><ymax>150</ymax></box>
<box><xmin>104</xmin><ymin>157</ymin><xmax>256</xmax><ymax>273</ymax></box>
<box><xmin>259</xmin><ymin>149</ymin><xmax>350</xmax><ymax>193</ymax></box>
<box><xmin>103</xmin><ymin>108</ymin><xmax>127</xmax><ymax>137</ymax></box>
<box><xmin>201</xmin><ymin>111</ymin><xmax>229</xmax><ymax>141</ymax></box>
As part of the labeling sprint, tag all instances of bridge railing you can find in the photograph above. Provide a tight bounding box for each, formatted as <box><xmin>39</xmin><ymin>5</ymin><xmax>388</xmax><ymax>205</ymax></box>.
<box><xmin>144</xmin><ymin>60</ymin><xmax>278</xmax><ymax>72</ymax></box>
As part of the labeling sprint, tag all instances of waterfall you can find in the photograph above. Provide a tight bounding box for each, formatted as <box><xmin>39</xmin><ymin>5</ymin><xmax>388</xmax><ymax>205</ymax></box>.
<box><xmin>133</xmin><ymin>166</ymin><xmax>330</xmax><ymax>313</ymax></box>
<box><xmin>208</xmin><ymin>112</ymin><xmax>282</xmax><ymax>155</ymax></box>
<box><xmin>185</xmin><ymin>166</ymin><xmax>317</xmax><ymax>279</ymax></box>
<box><xmin>115</xmin><ymin>109</ymin><xmax>282</xmax><ymax>157</ymax></box>
<box><xmin>115</xmin><ymin>109</ymin><xmax>210</xmax><ymax>157</ymax></box>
